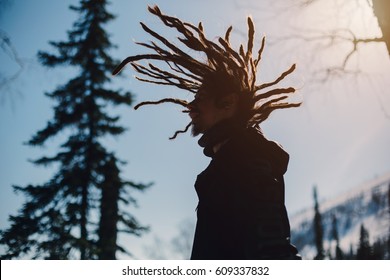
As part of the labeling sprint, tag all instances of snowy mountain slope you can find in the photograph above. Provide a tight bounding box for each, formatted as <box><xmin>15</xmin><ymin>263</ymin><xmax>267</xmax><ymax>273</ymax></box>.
<box><xmin>290</xmin><ymin>171</ymin><xmax>390</xmax><ymax>259</ymax></box>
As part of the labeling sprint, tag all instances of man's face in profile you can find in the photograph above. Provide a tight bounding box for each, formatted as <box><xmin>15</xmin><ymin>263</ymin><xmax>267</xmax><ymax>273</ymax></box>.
<box><xmin>188</xmin><ymin>88</ymin><xmax>237</xmax><ymax>136</ymax></box>
<box><xmin>188</xmin><ymin>89</ymin><xmax>223</xmax><ymax>136</ymax></box>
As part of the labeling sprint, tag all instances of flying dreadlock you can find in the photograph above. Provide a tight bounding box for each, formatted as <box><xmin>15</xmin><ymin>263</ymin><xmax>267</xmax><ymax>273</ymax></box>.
<box><xmin>113</xmin><ymin>5</ymin><xmax>301</xmax><ymax>139</ymax></box>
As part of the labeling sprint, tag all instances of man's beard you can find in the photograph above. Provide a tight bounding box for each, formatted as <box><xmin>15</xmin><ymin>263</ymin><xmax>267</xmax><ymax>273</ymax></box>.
<box><xmin>191</xmin><ymin>123</ymin><xmax>202</xmax><ymax>137</ymax></box>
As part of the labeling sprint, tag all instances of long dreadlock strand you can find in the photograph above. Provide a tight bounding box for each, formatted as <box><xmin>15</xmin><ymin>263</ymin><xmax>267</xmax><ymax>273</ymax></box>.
<box><xmin>250</xmin><ymin>36</ymin><xmax>266</xmax><ymax>92</ymax></box>
<box><xmin>249</xmin><ymin>57</ymin><xmax>257</xmax><ymax>91</ymax></box>
<box><xmin>113</xmin><ymin>54</ymin><xmax>166</xmax><ymax>75</ymax></box>
<box><xmin>169</xmin><ymin>122</ymin><xmax>192</xmax><ymax>140</ymax></box>
<box><xmin>246</xmin><ymin>17</ymin><xmax>255</xmax><ymax>64</ymax></box>
<box><xmin>134</xmin><ymin>98</ymin><xmax>188</xmax><ymax>110</ymax></box>
<box><xmin>254</xmin><ymin>36</ymin><xmax>266</xmax><ymax>67</ymax></box>
<box><xmin>254</xmin><ymin>87</ymin><xmax>296</xmax><ymax>102</ymax></box>
<box><xmin>251</xmin><ymin>102</ymin><xmax>302</xmax><ymax>125</ymax></box>
<box><xmin>255</xmin><ymin>64</ymin><xmax>296</xmax><ymax>91</ymax></box>
<box><xmin>224</xmin><ymin>26</ymin><xmax>233</xmax><ymax>43</ymax></box>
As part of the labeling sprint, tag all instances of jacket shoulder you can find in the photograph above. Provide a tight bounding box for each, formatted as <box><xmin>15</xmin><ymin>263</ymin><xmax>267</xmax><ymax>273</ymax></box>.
<box><xmin>225</xmin><ymin>127</ymin><xmax>289</xmax><ymax>176</ymax></box>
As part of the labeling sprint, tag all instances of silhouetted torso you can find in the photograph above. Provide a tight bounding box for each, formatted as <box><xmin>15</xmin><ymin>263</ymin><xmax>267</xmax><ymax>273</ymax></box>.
<box><xmin>190</xmin><ymin>120</ymin><xmax>300</xmax><ymax>260</ymax></box>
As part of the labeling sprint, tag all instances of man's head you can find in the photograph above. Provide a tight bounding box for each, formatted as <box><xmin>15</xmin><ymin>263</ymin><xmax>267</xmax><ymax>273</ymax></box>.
<box><xmin>113</xmin><ymin>5</ymin><xmax>301</xmax><ymax>139</ymax></box>
<box><xmin>187</xmin><ymin>69</ymin><xmax>243</xmax><ymax>135</ymax></box>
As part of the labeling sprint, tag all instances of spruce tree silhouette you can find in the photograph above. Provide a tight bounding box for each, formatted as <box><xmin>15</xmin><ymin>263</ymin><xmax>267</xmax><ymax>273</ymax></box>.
<box><xmin>331</xmin><ymin>213</ymin><xmax>344</xmax><ymax>260</ymax></box>
<box><xmin>356</xmin><ymin>224</ymin><xmax>372</xmax><ymax>260</ymax></box>
<box><xmin>313</xmin><ymin>186</ymin><xmax>325</xmax><ymax>260</ymax></box>
<box><xmin>0</xmin><ymin>0</ymin><xmax>150</xmax><ymax>259</ymax></box>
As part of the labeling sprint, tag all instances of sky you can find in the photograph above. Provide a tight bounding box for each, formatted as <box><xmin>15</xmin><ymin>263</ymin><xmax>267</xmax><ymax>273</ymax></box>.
<box><xmin>1</xmin><ymin>0</ymin><xmax>390</xmax><ymax>259</ymax></box>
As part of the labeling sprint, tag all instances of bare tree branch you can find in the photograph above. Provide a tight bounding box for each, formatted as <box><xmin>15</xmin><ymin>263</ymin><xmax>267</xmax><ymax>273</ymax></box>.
<box><xmin>0</xmin><ymin>29</ymin><xmax>25</xmax><ymax>102</ymax></box>
<box><xmin>270</xmin><ymin>22</ymin><xmax>385</xmax><ymax>86</ymax></box>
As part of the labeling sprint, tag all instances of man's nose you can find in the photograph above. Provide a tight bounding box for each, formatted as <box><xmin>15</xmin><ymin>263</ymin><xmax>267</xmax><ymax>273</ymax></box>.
<box><xmin>187</xmin><ymin>99</ymin><xmax>196</xmax><ymax>110</ymax></box>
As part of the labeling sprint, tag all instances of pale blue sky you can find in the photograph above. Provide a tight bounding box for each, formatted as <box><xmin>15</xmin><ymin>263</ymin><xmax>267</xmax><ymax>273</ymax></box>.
<box><xmin>1</xmin><ymin>0</ymin><xmax>390</xmax><ymax>259</ymax></box>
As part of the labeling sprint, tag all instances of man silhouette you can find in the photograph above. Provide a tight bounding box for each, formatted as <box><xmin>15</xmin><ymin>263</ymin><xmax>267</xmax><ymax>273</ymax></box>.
<box><xmin>114</xmin><ymin>5</ymin><xmax>301</xmax><ymax>260</ymax></box>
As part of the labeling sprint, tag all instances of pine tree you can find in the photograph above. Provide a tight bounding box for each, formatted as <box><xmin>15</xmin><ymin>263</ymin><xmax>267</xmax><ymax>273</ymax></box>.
<box><xmin>388</xmin><ymin>182</ymin><xmax>390</xmax><ymax>259</ymax></box>
<box><xmin>356</xmin><ymin>224</ymin><xmax>372</xmax><ymax>260</ymax></box>
<box><xmin>331</xmin><ymin>213</ymin><xmax>343</xmax><ymax>260</ymax></box>
<box><xmin>313</xmin><ymin>186</ymin><xmax>325</xmax><ymax>260</ymax></box>
<box><xmin>0</xmin><ymin>0</ymin><xmax>150</xmax><ymax>259</ymax></box>
<box><xmin>372</xmin><ymin>238</ymin><xmax>385</xmax><ymax>260</ymax></box>
<box><xmin>347</xmin><ymin>243</ymin><xmax>355</xmax><ymax>260</ymax></box>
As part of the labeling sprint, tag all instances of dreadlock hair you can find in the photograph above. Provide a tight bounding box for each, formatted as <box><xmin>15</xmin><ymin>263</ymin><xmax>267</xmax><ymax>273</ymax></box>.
<box><xmin>113</xmin><ymin>5</ymin><xmax>301</xmax><ymax>139</ymax></box>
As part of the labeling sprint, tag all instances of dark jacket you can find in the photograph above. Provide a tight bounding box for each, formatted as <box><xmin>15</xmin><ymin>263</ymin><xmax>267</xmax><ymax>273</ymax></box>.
<box><xmin>190</xmin><ymin>120</ymin><xmax>300</xmax><ymax>260</ymax></box>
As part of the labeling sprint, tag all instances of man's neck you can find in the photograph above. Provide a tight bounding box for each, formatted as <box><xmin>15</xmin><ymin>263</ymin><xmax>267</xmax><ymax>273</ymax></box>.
<box><xmin>198</xmin><ymin>118</ymin><xmax>243</xmax><ymax>157</ymax></box>
<box><xmin>212</xmin><ymin>139</ymin><xmax>229</xmax><ymax>154</ymax></box>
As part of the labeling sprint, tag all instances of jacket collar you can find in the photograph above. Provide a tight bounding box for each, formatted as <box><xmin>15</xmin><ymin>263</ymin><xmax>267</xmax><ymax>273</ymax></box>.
<box><xmin>198</xmin><ymin>118</ymin><xmax>243</xmax><ymax>157</ymax></box>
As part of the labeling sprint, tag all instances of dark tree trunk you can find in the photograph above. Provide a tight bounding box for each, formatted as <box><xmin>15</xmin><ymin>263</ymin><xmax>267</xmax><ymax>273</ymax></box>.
<box><xmin>80</xmin><ymin>183</ymin><xmax>89</xmax><ymax>259</ymax></box>
<box><xmin>98</xmin><ymin>157</ymin><xmax>120</xmax><ymax>260</ymax></box>
<box><xmin>372</xmin><ymin>0</ymin><xmax>390</xmax><ymax>55</ymax></box>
